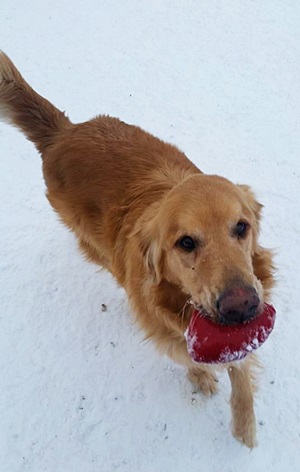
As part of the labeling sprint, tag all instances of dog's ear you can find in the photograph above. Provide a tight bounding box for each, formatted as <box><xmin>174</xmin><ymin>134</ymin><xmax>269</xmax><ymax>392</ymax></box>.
<box><xmin>238</xmin><ymin>184</ymin><xmax>263</xmax><ymax>224</ymax></box>
<box><xmin>144</xmin><ymin>239</ymin><xmax>164</xmax><ymax>284</ymax></box>
<box><xmin>251</xmin><ymin>245</ymin><xmax>275</xmax><ymax>300</ymax></box>
<box><xmin>131</xmin><ymin>203</ymin><xmax>164</xmax><ymax>285</ymax></box>
<box><xmin>238</xmin><ymin>185</ymin><xmax>263</xmax><ymax>245</ymax></box>
<box><xmin>238</xmin><ymin>185</ymin><xmax>276</xmax><ymax>298</ymax></box>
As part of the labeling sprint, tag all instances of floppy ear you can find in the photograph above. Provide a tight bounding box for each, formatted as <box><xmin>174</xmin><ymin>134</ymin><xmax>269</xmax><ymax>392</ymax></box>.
<box><xmin>251</xmin><ymin>245</ymin><xmax>275</xmax><ymax>300</ymax></box>
<box><xmin>131</xmin><ymin>203</ymin><xmax>164</xmax><ymax>285</ymax></box>
<box><xmin>144</xmin><ymin>239</ymin><xmax>164</xmax><ymax>284</ymax></box>
<box><xmin>238</xmin><ymin>185</ymin><xmax>263</xmax><ymax>249</ymax></box>
<box><xmin>238</xmin><ymin>184</ymin><xmax>263</xmax><ymax>225</ymax></box>
<box><xmin>238</xmin><ymin>185</ymin><xmax>276</xmax><ymax>298</ymax></box>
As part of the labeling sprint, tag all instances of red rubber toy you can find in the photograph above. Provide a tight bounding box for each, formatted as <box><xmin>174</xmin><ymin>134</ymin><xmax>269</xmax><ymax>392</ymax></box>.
<box><xmin>185</xmin><ymin>303</ymin><xmax>276</xmax><ymax>364</ymax></box>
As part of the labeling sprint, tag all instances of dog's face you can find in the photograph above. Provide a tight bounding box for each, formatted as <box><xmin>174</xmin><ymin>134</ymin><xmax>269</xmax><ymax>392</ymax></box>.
<box><xmin>143</xmin><ymin>174</ymin><xmax>266</xmax><ymax>325</ymax></box>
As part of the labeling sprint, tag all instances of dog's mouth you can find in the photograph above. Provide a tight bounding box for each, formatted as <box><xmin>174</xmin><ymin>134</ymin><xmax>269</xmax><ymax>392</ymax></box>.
<box><xmin>186</xmin><ymin>302</ymin><xmax>276</xmax><ymax>364</ymax></box>
<box><xmin>191</xmin><ymin>292</ymin><xmax>263</xmax><ymax>327</ymax></box>
<box><xmin>191</xmin><ymin>302</ymin><xmax>211</xmax><ymax>319</ymax></box>
<box><xmin>190</xmin><ymin>301</ymin><xmax>216</xmax><ymax>323</ymax></box>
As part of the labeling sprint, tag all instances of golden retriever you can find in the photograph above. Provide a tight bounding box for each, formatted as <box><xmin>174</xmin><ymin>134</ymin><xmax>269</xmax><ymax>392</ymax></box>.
<box><xmin>0</xmin><ymin>52</ymin><xmax>274</xmax><ymax>447</ymax></box>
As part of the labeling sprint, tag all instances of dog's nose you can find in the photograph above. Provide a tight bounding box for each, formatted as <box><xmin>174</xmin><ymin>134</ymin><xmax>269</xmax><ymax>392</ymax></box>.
<box><xmin>216</xmin><ymin>287</ymin><xmax>261</xmax><ymax>325</ymax></box>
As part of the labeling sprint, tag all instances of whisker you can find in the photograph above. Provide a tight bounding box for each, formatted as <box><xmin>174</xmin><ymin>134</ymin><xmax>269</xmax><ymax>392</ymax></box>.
<box><xmin>177</xmin><ymin>297</ymin><xmax>192</xmax><ymax>331</ymax></box>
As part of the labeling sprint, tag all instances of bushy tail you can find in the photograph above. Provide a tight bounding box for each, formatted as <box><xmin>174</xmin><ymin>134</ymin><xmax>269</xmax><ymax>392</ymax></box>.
<box><xmin>0</xmin><ymin>51</ymin><xmax>71</xmax><ymax>153</ymax></box>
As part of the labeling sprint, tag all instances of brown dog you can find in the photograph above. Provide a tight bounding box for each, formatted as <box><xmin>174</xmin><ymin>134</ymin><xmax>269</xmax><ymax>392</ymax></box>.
<box><xmin>0</xmin><ymin>52</ymin><xmax>274</xmax><ymax>447</ymax></box>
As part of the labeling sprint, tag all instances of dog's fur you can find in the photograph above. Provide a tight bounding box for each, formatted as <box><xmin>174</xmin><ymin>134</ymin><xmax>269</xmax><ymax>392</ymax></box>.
<box><xmin>0</xmin><ymin>52</ymin><xmax>274</xmax><ymax>447</ymax></box>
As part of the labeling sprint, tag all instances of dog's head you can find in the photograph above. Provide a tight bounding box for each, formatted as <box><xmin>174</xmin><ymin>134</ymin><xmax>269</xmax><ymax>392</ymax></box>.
<box><xmin>137</xmin><ymin>174</ymin><xmax>274</xmax><ymax>325</ymax></box>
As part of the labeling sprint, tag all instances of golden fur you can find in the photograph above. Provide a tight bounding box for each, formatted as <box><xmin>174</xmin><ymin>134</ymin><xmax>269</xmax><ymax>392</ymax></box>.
<box><xmin>0</xmin><ymin>52</ymin><xmax>274</xmax><ymax>447</ymax></box>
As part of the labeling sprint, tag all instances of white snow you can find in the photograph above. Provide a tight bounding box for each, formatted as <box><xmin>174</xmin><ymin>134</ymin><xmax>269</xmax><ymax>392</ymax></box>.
<box><xmin>1</xmin><ymin>1</ymin><xmax>300</xmax><ymax>471</ymax></box>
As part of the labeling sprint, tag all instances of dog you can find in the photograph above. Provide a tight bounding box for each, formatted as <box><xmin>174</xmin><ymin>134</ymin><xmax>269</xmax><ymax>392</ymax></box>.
<box><xmin>0</xmin><ymin>52</ymin><xmax>274</xmax><ymax>447</ymax></box>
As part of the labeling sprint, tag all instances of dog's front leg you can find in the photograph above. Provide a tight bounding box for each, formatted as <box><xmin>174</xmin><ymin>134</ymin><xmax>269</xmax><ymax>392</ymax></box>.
<box><xmin>160</xmin><ymin>333</ymin><xmax>218</xmax><ymax>397</ymax></box>
<box><xmin>227</xmin><ymin>359</ymin><xmax>257</xmax><ymax>448</ymax></box>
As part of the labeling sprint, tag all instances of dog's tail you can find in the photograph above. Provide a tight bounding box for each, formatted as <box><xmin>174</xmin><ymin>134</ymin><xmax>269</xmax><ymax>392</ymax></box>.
<box><xmin>0</xmin><ymin>51</ymin><xmax>71</xmax><ymax>154</ymax></box>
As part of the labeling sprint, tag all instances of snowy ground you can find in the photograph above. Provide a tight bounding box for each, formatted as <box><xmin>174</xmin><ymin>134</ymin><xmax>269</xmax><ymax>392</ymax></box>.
<box><xmin>1</xmin><ymin>1</ymin><xmax>300</xmax><ymax>471</ymax></box>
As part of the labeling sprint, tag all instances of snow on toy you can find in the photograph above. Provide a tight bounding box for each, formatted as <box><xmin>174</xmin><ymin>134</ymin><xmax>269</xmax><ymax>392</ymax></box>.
<box><xmin>185</xmin><ymin>303</ymin><xmax>276</xmax><ymax>364</ymax></box>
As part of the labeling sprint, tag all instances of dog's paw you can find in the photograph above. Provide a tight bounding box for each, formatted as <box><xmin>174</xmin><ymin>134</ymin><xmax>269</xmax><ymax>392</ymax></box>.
<box><xmin>188</xmin><ymin>367</ymin><xmax>218</xmax><ymax>397</ymax></box>
<box><xmin>232</xmin><ymin>415</ymin><xmax>257</xmax><ymax>449</ymax></box>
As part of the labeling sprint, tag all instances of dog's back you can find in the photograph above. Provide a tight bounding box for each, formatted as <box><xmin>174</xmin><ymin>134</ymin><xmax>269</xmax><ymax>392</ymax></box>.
<box><xmin>0</xmin><ymin>52</ymin><xmax>198</xmax><ymax>277</ymax></box>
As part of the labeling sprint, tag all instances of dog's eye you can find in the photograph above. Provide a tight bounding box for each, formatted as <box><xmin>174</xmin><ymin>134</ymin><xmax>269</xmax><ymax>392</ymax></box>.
<box><xmin>176</xmin><ymin>236</ymin><xmax>197</xmax><ymax>252</ymax></box>
<box><xmin>233</xmin><ymin>221</ymin><xmax>249</xmax><ymax>238</ymax></box>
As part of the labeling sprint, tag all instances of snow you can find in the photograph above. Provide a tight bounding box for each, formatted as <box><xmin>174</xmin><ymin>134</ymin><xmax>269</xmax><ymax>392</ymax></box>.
<box><xmin>1</xmin><ymin>1</ymin><xmax>300</xmax><ymax>471</ymax></box>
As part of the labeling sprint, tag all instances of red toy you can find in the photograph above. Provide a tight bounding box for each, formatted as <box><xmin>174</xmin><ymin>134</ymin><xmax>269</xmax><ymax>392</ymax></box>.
<box><xmin>185</xmin><ymin>303</ymin><xmax>276</xmax><ymax>364</ymax></box>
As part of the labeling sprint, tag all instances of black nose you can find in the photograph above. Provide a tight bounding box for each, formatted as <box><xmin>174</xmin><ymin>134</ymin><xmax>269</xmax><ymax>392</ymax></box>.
<box><xmin>217</xmin><ymin>286</ymin><xmax>261</xmax><ymax>325</ymax></box>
